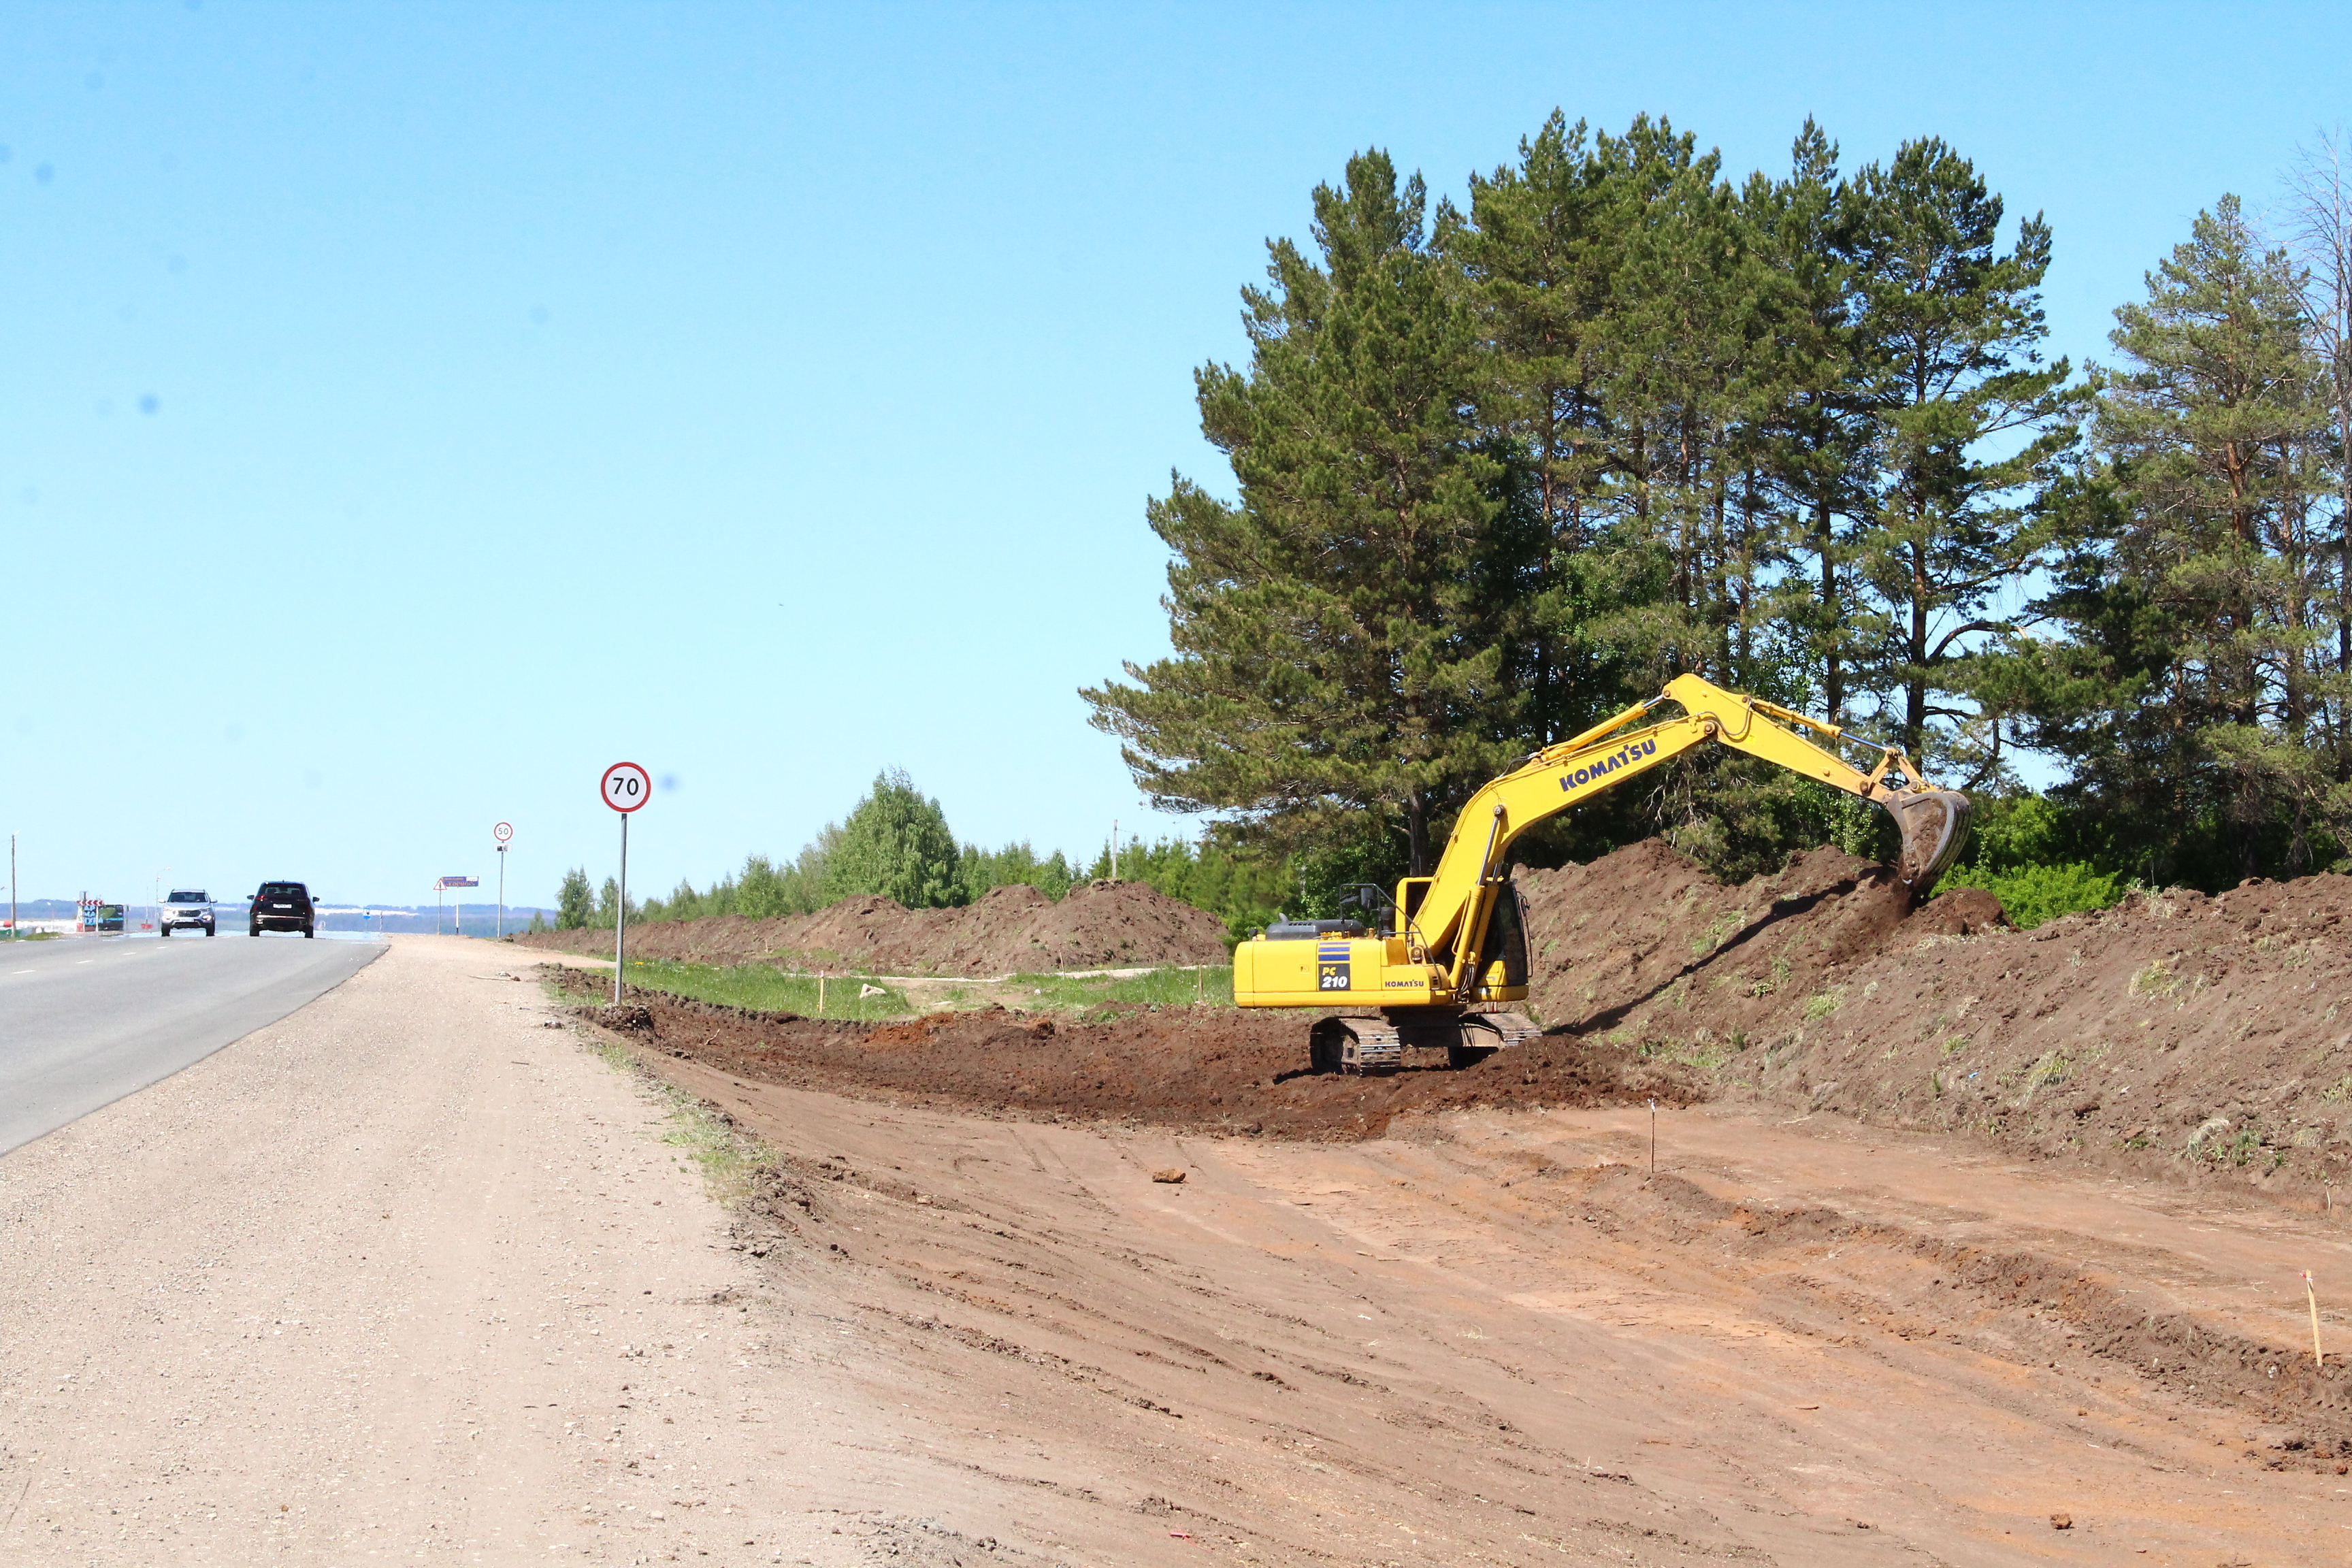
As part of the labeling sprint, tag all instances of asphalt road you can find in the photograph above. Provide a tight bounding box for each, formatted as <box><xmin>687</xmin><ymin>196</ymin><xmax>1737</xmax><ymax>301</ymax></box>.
<box><xmin>0</xmin><ymin>931</ymin><xmax>384</xmax><ymax>1155</ymax></box>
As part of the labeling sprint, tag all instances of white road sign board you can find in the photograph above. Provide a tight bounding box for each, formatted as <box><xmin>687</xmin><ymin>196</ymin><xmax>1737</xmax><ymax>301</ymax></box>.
<box><xmin>600</xmin><ymin>762</ymin><xmax>650</xmax><ymax>813</ymax></box>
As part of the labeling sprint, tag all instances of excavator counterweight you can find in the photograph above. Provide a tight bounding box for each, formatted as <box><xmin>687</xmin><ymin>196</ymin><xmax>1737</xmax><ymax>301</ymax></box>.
<box><xmin>1233</xmin><ymin>675</ymin><xmax>1973</xmax><ymax>1073</ymax></box>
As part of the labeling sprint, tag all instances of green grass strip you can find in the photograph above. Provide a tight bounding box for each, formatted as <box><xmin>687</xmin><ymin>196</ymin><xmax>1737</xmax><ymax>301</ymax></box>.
<box><xmin>618</xmin><ymin>957</ymin><xmax>916</xmax><ymax>1020</ymax></box>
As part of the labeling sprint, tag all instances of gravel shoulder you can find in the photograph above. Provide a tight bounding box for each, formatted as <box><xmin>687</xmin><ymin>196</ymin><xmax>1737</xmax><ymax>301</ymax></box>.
<box><xmin>0</xmin><ymin>936</ymin><xmax>897</xmax><ymax>1566</ymax></box>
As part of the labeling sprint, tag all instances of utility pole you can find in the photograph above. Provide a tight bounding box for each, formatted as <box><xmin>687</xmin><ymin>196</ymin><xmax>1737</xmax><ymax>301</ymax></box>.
<box><xmin>9</xmin><ymin>833</ymin><xmax>16</xmax><ymax>941</ymax></box>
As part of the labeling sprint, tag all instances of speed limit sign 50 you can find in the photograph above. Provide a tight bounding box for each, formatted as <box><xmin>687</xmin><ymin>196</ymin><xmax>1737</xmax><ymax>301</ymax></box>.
<box><xmin>600</xmin><ymin>762</ymin><xmax>651</xmax><ymax>813</ymax></box>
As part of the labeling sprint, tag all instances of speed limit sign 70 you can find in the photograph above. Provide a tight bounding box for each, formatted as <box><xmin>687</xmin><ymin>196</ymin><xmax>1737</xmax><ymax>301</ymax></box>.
<box><xmin>600</xmin><ymin>762</ymin><xmax>651</xmax><ymax>813</ymax></box>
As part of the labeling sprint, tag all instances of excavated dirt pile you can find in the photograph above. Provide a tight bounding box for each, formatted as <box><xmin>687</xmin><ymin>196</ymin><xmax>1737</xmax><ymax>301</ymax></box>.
<box><xmin>1519</xmin><ymin>838</ymin><xmax>2352</xmax><ymax>1196</ymax></box>
<box><xmin>513</xmin><ymin>878</ymin><xmax>1228</xmax><ymax>975</ymax></box>
<box><xmin>550</xmin><ymin>966</ymin><xmax>1697</xmax><ymax>1140</ymax></box>
<box><xmin>544</xmin><ymin>836</ymin><xmax>2352</xmax><ymax>1190</ymax></box>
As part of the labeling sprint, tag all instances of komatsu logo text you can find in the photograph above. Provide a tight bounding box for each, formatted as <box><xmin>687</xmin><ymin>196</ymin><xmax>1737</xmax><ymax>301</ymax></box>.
<box><xmin>1561</xmin><ymin>737</ymin><xmax>1658</xmax><ymax>791</ymax></box>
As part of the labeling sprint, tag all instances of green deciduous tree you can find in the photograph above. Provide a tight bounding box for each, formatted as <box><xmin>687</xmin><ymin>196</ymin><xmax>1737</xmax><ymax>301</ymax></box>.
<box><xmin>823</xmin><ymin>770</ymin><xmax>963</xmax><ymax>908</ymax></box>
<box><xmin>555</xmin><ymin>867</ymin><xmax>595</xmax><ymax>930</ymax></box>
<box><xmin>595</xmin><ymin>877</ymin><xmax>636</xmax><ymax>929</ymax></box>
<box><xmin>957</xmin><ymin>842</ymin><xmax>1077</xmax><ymax>903</ymax></box>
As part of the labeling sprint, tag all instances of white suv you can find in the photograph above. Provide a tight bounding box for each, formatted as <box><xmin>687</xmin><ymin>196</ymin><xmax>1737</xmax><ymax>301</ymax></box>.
<box><xmin>161</xmin><ymin>889</ymin><xmax>216</xmax><ymax>937</ymax></box>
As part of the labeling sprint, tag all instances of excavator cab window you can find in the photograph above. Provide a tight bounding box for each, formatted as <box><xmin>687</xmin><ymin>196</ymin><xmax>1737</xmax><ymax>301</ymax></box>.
<box><xmin>1339</xmin><ymin>883</ymin><xmax>1399</xmax><ymax>937</ymax></box>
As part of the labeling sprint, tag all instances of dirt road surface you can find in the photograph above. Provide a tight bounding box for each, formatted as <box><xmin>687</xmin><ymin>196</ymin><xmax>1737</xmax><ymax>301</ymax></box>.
<box><xmin>10</xmin><ymin>936</ymin><xmax>2352</xmax><ymax>1565</ymax></box>
<box><xmin>640</xmin><ymin>1049</ymin><xmax>2352</xmax><ymax>1566</ymax></box>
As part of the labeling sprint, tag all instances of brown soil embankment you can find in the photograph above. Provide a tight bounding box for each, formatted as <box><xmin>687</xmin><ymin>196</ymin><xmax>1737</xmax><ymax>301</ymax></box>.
<box><xmin>548</xmin><ymin>835</ymin><xmax>2352</xmax><ymax>1198</ymax></box>
<box><xmin>512</xmin><ymin>877</ymin><xmax>1228</xmax><ymax>975</ymax></box>
<box><xmin>550</xmin><ymin>967</ymin><xmax>1695</xmax><ymax>1141</ymax></box>
<box><xmin>1519</xmin><ymin>838</ymin><xmax>2352</xmax><ymax>1198</ymax></box>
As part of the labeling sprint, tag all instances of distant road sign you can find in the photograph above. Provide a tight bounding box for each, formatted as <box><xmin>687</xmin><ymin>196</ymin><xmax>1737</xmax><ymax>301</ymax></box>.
<box><xmin>493</xmin><ymin>821</ymin><xmax>513</xmax><ymax>843</ymax></box>
<box><xmin>601</xmin><ymin>762</ymin><xmax>650</xmax><ymax>813</ymax></box>
<box><xmin>438</xmin><ymin>877</ymin><xmax>479</xmax><ymax>889</ymax></box>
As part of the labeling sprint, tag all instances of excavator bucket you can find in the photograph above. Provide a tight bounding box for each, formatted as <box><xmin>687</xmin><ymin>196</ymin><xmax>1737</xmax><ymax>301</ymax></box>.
<box><xmin>1882</xmin><ymin>789</ymin><xmax>1973</xmax><ymax>897</ymax></box>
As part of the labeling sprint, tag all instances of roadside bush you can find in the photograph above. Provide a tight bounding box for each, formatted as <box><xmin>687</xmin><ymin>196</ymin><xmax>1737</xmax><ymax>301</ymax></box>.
<box><xmin>1937</xmin><ymin>860</ymin><xmax>2121</xmax><ymax>929</ymax></box>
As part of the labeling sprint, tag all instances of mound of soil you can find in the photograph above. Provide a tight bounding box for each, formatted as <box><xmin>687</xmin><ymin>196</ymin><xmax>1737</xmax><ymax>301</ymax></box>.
<box><xmin>1522</xmin><ymin>839</ymin><xmax>2352</xmax><ymax>1198</ymax></box>
<box><xmin>551</xmin><ymin>967</ymin><xmax>1695</xmax><ymax>1141</ymax></box>
<box><xmin>545</xmin><ymin>835</ymin><xmax>2352</xmax><ymax>1196</ymax></box>
<box><xmin>512</xmin><ymin>879</ymin><xmax>1228</xmax><ymax>976</ymax></box>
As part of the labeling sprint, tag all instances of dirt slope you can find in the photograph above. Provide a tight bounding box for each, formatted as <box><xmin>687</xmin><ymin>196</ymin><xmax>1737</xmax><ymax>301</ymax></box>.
<box><xmin>513</xmin><ymin>878</ymin><xmax>1229</xmax><ymax>975</ymax></box>
<box><xmin>1520</xmin><ymin>840</ymin><xmax>2352</xmax><ymax>1200</ymax></box>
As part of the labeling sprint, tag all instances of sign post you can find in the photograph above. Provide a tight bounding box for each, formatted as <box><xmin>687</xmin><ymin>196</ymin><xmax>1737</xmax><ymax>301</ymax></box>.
<box><xmin>600</xmin><ymin>762</ymin><xmax>650</xmax><ymax>1004</ymax></box>
<box><xmin>493</xmin><ymin>822</ymin><xmax>513</xmax><ymax>937</ymax></box>
<box><xmin>437</xmin><ymin>876</ymin><xmax>479</xmax><ymax>936</ymax></box>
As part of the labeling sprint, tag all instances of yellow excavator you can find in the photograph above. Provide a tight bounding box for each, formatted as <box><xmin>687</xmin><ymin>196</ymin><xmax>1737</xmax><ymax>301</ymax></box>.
<box><xmin>1232</xmin><ymin>674</ymin><xmax>1973</xmax><ymax>1073</ymax></box>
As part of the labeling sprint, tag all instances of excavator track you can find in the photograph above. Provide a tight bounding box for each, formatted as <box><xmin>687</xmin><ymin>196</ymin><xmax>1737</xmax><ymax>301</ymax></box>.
<box><xmin>1309</xmin><ymin>1009</ymin><xmax>1541</xmax><ymax>1075</ymax></box>
<box><xmin>1311</xmin><ymin>1017</ymin><xmax>1402</xmax><ymax>1075</ymax></box>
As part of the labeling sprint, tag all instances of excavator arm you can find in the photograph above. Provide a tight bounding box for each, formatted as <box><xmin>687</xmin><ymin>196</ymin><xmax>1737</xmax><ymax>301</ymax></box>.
<box><xmin>1406</xmin><ymin>674</ymin><xmax>1972</xmax><ymax>990</ymax></box>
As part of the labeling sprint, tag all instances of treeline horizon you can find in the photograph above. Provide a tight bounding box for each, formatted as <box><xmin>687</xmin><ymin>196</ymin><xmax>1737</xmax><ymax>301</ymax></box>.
<box><xmin>553</xmin><ymin>770</ymin><xmax>1296</xmax><ymax>945</ymax></box>
<box><xmin>1081</xmin><ymin>111</ymin><xmax>2352</xmax><ymax>898</ymax></box>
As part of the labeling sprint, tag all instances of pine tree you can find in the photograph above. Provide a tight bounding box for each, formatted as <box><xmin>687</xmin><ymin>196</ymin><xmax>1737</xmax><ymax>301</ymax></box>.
<box><xmin>2023</xmin><ymin>197</ymin><xmax>2343</xmax><ymax>877</ymax></box>
<box><xmin>1840</xmin><ymin>137</ymin><xmax>2078</xmax><ymax>768</ymax></box>
<box><xmin>1084</xmin><ymin>150</ymin><xmax>1519</xmax><ymax>875</ymax></box>
<box><xmin>1746</xmin><ymin>118</ymin><xmax>1869</xmax><ymax>721</ymax></box>
<box><xmin>1448</xmin><ymin>112</ymin><xmax>1621</xmax><ymax>745</ymax></box>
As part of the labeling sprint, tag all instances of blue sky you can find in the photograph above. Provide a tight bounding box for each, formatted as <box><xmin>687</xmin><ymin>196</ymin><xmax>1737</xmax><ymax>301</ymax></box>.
<box><xmin>4</xmin><ymin>1</ymin><xmax>2344</xmax><ymax>908</ymax></box>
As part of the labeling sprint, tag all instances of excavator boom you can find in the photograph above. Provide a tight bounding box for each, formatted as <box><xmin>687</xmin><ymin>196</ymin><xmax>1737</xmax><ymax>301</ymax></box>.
<box><xmin>1233</xmin><ymin>674</ymin><xmax>1972</xmax><ymax>1072</ymax></box>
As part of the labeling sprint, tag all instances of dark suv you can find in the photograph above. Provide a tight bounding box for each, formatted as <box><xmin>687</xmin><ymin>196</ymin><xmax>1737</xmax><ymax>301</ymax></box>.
<box><xmin>250</xmin><ymin>881</ymin><xmax>320</xmax><ymax>938</ymax></box>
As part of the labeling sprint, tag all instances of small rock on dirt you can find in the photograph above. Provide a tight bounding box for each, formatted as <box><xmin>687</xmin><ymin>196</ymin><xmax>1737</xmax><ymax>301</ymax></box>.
<box><xmin>2049</xmin><ymin>1512</ymin><xmax>2072</xmax><ymax>1530</ymax></box>
<box><xmin>1152</xmin><ymin>1169</ymin><xmax>1187</xmax><ymax>1184</ymax></box>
